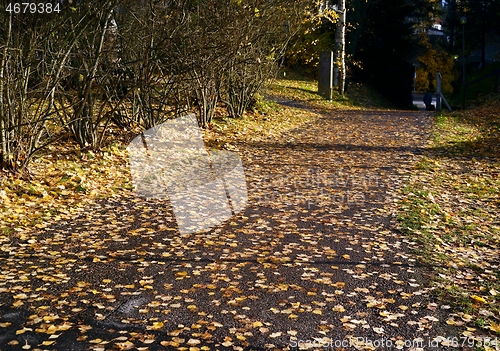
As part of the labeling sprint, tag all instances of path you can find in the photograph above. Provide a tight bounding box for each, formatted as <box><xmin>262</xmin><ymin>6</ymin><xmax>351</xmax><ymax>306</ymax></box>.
<box><xmin>0</xmin><ymin>108</ymin><xmax>461</xmax><ymax>350</ymax></box>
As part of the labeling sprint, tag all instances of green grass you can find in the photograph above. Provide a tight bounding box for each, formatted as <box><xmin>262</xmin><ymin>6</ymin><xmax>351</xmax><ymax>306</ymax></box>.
<box><xmin>397</xmin><ymin>97</ymin><xmax>500</xmax><ymax>339</ymax></box>
<box><xmin>251</xmin><ymin>93</ymin><xmax>281</xmax><ymax>115</ymax></box>
<box><xmin>266</xmin><ymin>70</ymin><xmax>396</xmax><ymax>110</ymax></box>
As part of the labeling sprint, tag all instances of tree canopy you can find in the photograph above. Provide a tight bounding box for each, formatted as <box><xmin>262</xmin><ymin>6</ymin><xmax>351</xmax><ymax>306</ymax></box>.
<box><xmin>0</xmin><ymin>0</ymin><xmax>314</xmax><ymax>171</ymax></box>
<box><xmin>443</xmin><ymin>0</ymin><xmax>500</xmax><ymax>69</ymax></box>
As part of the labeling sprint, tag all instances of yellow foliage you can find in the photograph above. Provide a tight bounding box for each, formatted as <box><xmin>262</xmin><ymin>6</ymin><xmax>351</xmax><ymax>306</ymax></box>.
<box><xmin>416</xmin><ymin>42</ymin><xmax>455</xmax><ymax>94</ymax></box>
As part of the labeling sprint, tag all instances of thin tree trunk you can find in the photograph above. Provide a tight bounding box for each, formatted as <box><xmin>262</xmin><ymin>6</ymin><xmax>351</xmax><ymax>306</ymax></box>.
<box><xmin>339</xmin><ymin>0</ymin><xmax>346</xmax><ymax>95</ymax></box>
<box><xmin>334</xmin><ymin>0</ymin><xmax>346</xmax><ymax>95</ymax></box>
<box><xmin>0</xmin><ymin>12</ymin><xmax>12</xmax><ymax>167</ymax></box>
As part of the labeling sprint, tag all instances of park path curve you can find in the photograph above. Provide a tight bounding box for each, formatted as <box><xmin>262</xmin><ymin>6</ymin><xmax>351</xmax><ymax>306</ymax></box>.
<box><xmin>0</xmin><ymin>108</ymin><xmax>462</xmax><ymax>350</ymax></box>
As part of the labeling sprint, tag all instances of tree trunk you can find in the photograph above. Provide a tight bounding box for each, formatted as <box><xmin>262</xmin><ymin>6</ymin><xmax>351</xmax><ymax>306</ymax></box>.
<box><xmin>0</xmin><ymin>12</ymin><xmax>12</xmax><ymax>168</ymax></box>
<box><xmin>334</xmin><ymin>0</ymin><xmax>346</xmax><ymax>95</ymax></box>
<box><xmin>339</xmin><ymin>0</ymin><xmax>346</xmax><ymax>95</ymax></box>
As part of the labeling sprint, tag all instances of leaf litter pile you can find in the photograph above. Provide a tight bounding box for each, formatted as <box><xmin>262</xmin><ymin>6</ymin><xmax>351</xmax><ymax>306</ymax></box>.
<box><xmin>0</xmin><ymin>93</ymin><xmax>498</xmax><ymax>350</ymax></box>
<box><xmin>398</xmin><ymin>97</ymin><xmax>500</xmax><ymax>344</ymax></box>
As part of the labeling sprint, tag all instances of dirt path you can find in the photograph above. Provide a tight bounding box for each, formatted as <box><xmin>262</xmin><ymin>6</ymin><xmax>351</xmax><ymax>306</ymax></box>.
<box><xmin>0</xmin><ymin>108</ymin><xmax>463</xmax><ymax>350</ymax></box>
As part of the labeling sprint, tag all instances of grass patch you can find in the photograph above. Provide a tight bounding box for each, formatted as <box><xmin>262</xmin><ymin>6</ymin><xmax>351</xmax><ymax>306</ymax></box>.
<box><xmin>397</xmin><ymin>97</ymin><xmax>500</xmax><ymax>338</ymax></box>
<box><xmin>266</xmin><ymin>70</ymin><xmax>396</xmax><ymax>110</ymax></box>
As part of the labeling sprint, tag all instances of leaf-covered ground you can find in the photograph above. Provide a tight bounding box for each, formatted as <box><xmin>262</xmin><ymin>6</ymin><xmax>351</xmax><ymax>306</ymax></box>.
<box><xmin>398</xmin><ymin>97</ymin><xmax>500</xmax><ymax>345</ymax></box>
<box><xmin>0</xmin><ymin>142</ymin><xmax>133</xmax><ymax>234</ymax></box>
<box><xmin>0</xmin><ymin>81</ymin><xmax>498</xmax><ymax>350</ymax></box>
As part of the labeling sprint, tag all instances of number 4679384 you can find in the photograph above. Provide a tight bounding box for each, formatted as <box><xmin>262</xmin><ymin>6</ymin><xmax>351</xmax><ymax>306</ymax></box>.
<box><xmin>6</xmin><ymin>2</ymin><xmax>61</xmax><ymax>14</ymax></box>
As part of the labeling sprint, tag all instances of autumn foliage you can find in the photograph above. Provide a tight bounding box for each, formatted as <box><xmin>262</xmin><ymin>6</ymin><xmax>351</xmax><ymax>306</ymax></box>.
<box><xmin>0</xmin><ymin>0</ymin><xmax>315</xmax><ymax>172</ymax></box>
<box><xmin>415</xmin><ymin>36</ymin><xmax>456</xmax><ymax>94</ymax></box>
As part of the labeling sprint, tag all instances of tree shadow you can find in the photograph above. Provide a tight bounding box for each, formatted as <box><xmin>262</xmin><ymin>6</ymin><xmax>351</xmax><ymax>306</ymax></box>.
<box><xmin>425</xmin><ymin>112</ymin><xmax>500</xmax><ymax>162</ymax></box>
<box><xmin>428</xmin><ymin>136</ymin><xmax>500</xmax><ymax>161</ymax></box>
<box><xmin>244</xmin><ymin>140</ymin><xmax>427</xmax><ymax>155</ymax></box>
<box><xmin>284</xmin><ymin>85</ymin><xmax>321</xmax><ymax>97</ymax></box>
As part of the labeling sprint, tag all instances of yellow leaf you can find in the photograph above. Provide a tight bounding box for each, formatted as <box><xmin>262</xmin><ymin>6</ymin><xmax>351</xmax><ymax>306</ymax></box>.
<box><xmin>187</xmin><ymin>338</ymin><xmax>201</xmax><ymax>345</ymax></box>
<box><xmin>56</xmin><ymin>322</ymin><xmax>72</xmax><ymax>331</ymax></box>
<box><xmin>43</xmin><ymin>315</ymin><xmax>58</xmax><ymax>322</ymax></box>
<box><xmin>116</xmin><ymin>341</ymin><xmax>135</xmax><ymax>350</ymax></box>
<box><xmin>489</xmin><ymin>322</ymin><xmax>500</xmax><ymax>333</ymax></box>
<box><xmin>13</xmin><ymin>293</ymin><xmax>28</xmax><ymax>299</ymax></box>
<box><xmin>470</xmin><ymin>295</ymin><xmax>487</xmax><ymax>304</ymax></box>
<box><xmin>16</xmin><ymin>328</ymin><xmax>31</xmax><ymax>335</ymax></box>
<box><xmin>12</xmin><ymin>300</ymin><xmax>24</xmax><ymax>307</ymax></box>
<box><xmin>461</xmin><ymin>314</ymin><xmax>473</xmax><ymax>322</ymax></box>
<box><xmin>150</xmin><ymin>322</ymin><xmax>164</xmax><ymax>330</ymax></box>
<box><xmin>41</xmin><ymin>341</ymin><xmax>55</xmax><ymax>346</ymax></box>
<box><xmin>252</xmin><ymin>321</ymin><xmax>263</xmax><ymax>328</ymax></box>
<box><xmin>332</xmin><ymin>305</ymin><xmax>345</xmax><ymax>313</ymax></box>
